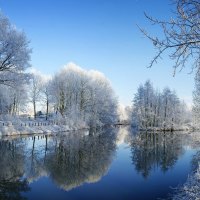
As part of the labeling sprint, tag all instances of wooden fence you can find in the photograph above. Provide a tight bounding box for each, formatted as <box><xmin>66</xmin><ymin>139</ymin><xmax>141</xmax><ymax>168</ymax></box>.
<box><xmin>1</xmin><ymin>121</ymin><xmax>66</xmax><ymax>127</ymax></box>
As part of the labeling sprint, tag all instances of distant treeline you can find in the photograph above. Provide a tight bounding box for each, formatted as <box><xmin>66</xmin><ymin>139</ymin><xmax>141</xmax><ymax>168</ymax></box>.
<box><xmin>130</xmin><ymin>80</ymin><xmax>190</xmax><ymax>130</ymax></box>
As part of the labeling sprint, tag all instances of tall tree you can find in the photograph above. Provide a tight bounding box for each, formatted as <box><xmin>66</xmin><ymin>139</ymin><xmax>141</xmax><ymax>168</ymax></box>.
<box><xmin>29</xmin><ymin>71</ymin><xmax>43</xmax><ymax>119</ymax></box>
<box><xmin>193</xmin><ymin>72</ymin><xmax>200</xmax><ymax>126</ymax></box>
<box><xmin>40</xmin><ymin>77</ymin><xmax>53</xmax><ymax>120</ymax></box>
<box><xmin>0</xmin><ymin>12</ymin><xmax>31</xmax><ymax>86</ymax></box>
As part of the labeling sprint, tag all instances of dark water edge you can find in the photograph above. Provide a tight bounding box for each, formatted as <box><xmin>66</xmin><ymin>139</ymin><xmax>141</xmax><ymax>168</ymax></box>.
<box><xmin>0</xmin><ymin>126</ymin><xmax>199</xmax><ymax>200</ymax></box>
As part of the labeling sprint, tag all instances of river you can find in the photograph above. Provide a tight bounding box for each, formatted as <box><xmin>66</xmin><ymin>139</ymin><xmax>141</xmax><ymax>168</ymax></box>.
<box><xmin>0</xmin><ymin>126</ymin><xmax>199</xmax><ymax>200</ymax></box>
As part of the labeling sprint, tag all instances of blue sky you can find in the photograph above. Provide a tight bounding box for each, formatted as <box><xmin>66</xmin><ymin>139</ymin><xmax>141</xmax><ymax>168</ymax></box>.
<box><xmin>0</xmin><ymin>0</ymin><xmax>194</xmax><ymax>106</ymax></box>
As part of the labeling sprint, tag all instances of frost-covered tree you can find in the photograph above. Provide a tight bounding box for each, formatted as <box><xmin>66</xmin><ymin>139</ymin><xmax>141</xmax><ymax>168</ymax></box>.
<box><xmin>139</xmin><ymin>0</ymin><xmax>200</xmax><ymax>74</ymax></box>
<box><xmin>87</xmin><ymin>70</ymin><xmax>118</xmax><ymax>126</ymax></box>
<box><xmin>50</xmin><ymin>64</ymin><xmax>88</xmax><ymax>117</ymax></box>
<box><xmin>161</xmin><ymin>88</ymin><xmax>182</xmax><ymax>126</ymax></box>
<box><xmin>131</xmin><ymin>80</ymin><xmax>187</xmax><ymax>130</ymax></box>
<box><xmin>0</xmin><ymin>12</ymin><xmax>31</xmax><ymax>86</ymax></box>
<box><xmin>192</xmin><ymin>72</ymin><xmax>200</xmax><ymax>126</ymax></box>
<box><xmin>143</xmin><ymin>80</ymin><xmax>155</xmax><ymax>128</ymax></box>
<box><xmin>50</xmin><ymin>63</ymin><xmax>118</xmax><ymax>127</ymax></box>
<box><xmin>29</xmin><ymin>70</ymin><xmax>43</xmax><ymax>119</ymax></box>
<box><xmin>0</xmin><ymin>80</ymin><xmax>28</xmax><ymax>115</ymax></box>
<box><xmin>132</xmin><ymin>81</ymin><xmax>158</xmax><ymax>129</ymax></box>
<box><xmin>40</xmin><ymin>76</ymin><xmax>53</xmax><ymax>120</ymax></box>
<box><xmin>0</xmin><ymin>12</ymin><xmax>31</xmax><ymax>116</ymax></box>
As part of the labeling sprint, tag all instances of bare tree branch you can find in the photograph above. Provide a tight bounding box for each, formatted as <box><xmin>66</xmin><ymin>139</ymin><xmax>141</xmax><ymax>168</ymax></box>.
<box><xmin>140</xmin><ymin>0</ymin><xmax>200</xmax><ymax>75</ymax></box>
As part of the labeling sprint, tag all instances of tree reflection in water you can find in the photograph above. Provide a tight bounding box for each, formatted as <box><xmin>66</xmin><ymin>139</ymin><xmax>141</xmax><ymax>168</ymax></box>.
<box><xmin>0</xmin><ymin>140</ymin><xmax>30</xmax><ymax>200</ymax></box>
<box><xmin>0</xmin><ymin>127</ymin><xmax>117</xmax><ymax>195</ymax></box>
<box><xmin>127</xmin><ymin>131</ymin><xmax>185</xmax><ymax>178</ymax></box>
<box><xmin>0</xmin><ymin>127</ymin><xmax>197</xmax><ymax>198</ymax></box>
<box><xmin>45</xmin><ymin>128</ymin><xmax>117</xmax><ymax>190</ymax></box>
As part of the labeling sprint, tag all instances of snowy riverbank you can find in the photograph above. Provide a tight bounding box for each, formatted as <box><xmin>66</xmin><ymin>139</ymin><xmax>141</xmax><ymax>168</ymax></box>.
<box><xmin>172</xmin><ymin>162</ymin><xmax>200</xmax><ymax>200</ymax></box>
<box><xmin>0</xmin><ymin>117</ymin><xmax>89</xmax><ymax>137</ymax></box>
<box><xmin>136</xmin><ymin>124</ymin><xmax>195</xmax><ymax>132</ymax></box>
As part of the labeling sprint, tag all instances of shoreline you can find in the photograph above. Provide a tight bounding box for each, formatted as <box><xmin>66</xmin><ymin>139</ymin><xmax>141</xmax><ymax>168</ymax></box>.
<box><xmin>1</xmin><ymin>122</ymin><xmax>198</xmax><ymax>137</ymax></box>
<box><xmin>130</xmin><ymin>125</ymin><xmax>198</xmax><ymax>132</ymax></box>
<box><xmin>0</xmin><ymin>121</ymin><xmax>90</xmax><ymax>137</ymax></box>
<box><xmin>138</xmin><ymin>128</ymin><xmax>193</xmax><ymax>132</ymax></box>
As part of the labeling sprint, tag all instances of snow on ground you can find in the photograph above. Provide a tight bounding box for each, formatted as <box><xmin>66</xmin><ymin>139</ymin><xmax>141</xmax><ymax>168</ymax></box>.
<box><xmin>0</xmin><ymin>116</ymin><xmax>88</xmax><ymax>137</ymax></box>
<box><xmin>172</xmin><ymin>162</ymin><xmax>200</xmax><ymax>200</ymax></box>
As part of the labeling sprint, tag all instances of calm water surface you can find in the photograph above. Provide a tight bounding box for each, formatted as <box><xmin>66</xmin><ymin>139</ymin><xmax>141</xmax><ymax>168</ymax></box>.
<box><xmin>0</xmin><ymin>126</ymin><xmax>199</xmax><ymax>200</ymax></box>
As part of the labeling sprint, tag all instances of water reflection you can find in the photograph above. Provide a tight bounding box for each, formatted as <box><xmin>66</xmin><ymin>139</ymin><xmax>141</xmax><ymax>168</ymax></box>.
<box><xmin>45</xmin><ymin>129</ymin><xmax>117</xmax><ymax>190</ymax></box>
<box><xmin>0</xmin><ymin>128</ymin><xmax>117</xmax><ymax>198</ymax></box>
<box><xmin>0</xmin><ymin>127</ymin><xmax>199</xmax><ymax>199</ymax></box>
<box><xmin>0</xmin><ymin>140</ymin><xmax>30</xmax><ymax>200</ymax></box>
<box><xmin>126</xmin><ymin>129</ymin><xmax>196</xmax><ymax>178</ymax></box>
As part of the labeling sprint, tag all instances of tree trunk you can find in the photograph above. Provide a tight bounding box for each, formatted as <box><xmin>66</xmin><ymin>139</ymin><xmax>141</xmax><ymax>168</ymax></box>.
<box><xmin>33</xmin><ymin>101</ymin><xmax>36</xmax><ymax>119</ymax></box>
<box><xmin>46</xmin><ymin>99</ymin><xmax>49</xmax><ymax>120</ymax></box>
